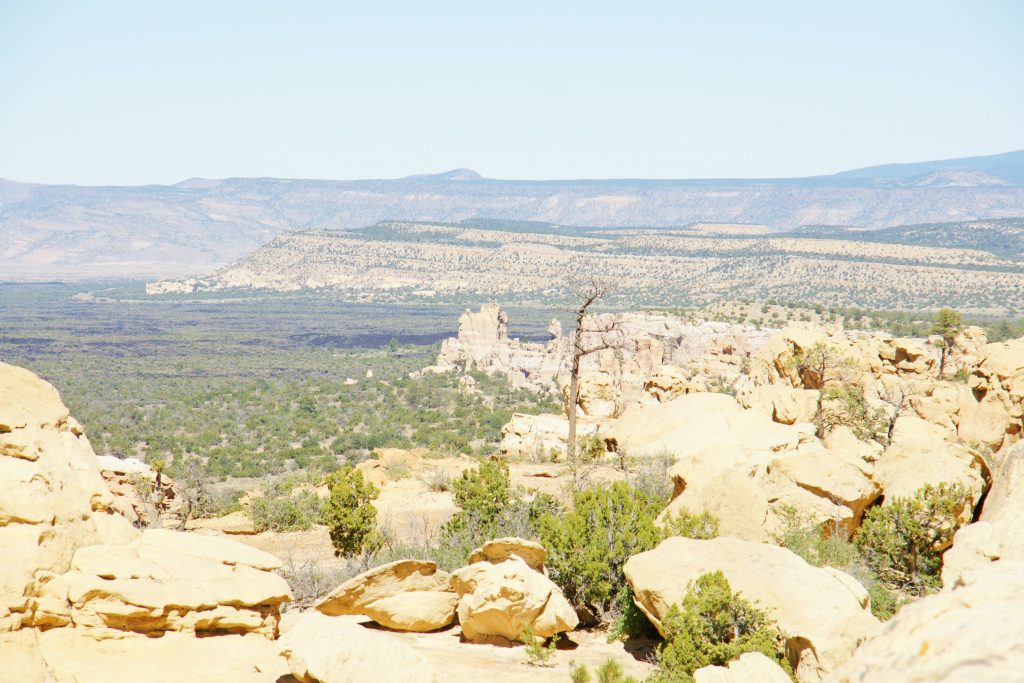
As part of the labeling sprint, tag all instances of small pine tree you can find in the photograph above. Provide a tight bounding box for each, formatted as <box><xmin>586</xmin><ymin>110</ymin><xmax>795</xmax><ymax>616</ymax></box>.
<box><xmin>322</xmin><ymin>466</ymin><xmax>381</xmax><ymax>557</ymax></box>
<box><xmin>930</xmin><ymin>308</ymin><xmax>963</xmax><ymax>376</ymax></box>
<box><xmin>854</xmin><ymin>482</ymin><xmax>967</xmax><ymax>593</ymax></box>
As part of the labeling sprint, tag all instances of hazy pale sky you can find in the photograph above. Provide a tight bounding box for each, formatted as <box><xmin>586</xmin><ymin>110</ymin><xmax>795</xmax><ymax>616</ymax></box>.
<box><xmin>1</xmin><ymin>1</ymin><xmax>1022</xmax><ymax>185</ymax></box>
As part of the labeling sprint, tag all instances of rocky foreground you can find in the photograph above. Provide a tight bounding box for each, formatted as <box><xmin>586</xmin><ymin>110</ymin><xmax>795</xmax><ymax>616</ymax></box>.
<box><xmin>2</xmin><ymin>305</ymin><xmax>1024</xmax><ymax>681</ymax></box>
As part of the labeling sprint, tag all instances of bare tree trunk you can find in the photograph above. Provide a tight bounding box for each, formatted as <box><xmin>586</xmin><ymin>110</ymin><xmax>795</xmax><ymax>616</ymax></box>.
<box><xmin>566</xmin><ymin>329</ymin><xmax>583</xmax><ymax>460</ymax></box>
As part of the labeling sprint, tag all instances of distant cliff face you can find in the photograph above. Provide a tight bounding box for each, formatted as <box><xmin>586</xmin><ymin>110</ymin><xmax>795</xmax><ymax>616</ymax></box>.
<box><xmin>3</xmin><ymin>150</ymin><xmax>1024</xmax><ymax>280</ymax></box>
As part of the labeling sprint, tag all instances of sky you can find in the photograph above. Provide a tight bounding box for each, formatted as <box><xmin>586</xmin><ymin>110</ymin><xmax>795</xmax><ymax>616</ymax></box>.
<box><xmin>1</xmin><ymin>1</ymin><xmax>1022</xmax><ymax>185</ymax></box>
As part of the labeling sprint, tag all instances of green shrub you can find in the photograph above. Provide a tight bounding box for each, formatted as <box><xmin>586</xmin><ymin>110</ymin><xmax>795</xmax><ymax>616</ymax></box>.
<box><xmin>649</xmin><ymin>572</ymin><xmax>790</xmax><ymax>681</ymax></box>
<box><xmin>322</xmin><ymin>466</ymin><xmax>381</xmax><ymax>557</ymax></box>
<box><xmin>822</xmin><ymin>383</ymin><xmax>887</xmax><ymax>444</ymax></box>
<box><xmin>539</xmin><ymin>482</ymin><xmax>664</xmax><ymax>620</ymax></box>
<box><xmin>539</xmin><ymin>483</ymin><xmax>716</xmax><ymax>622</ymax></box>
<box><xmin>519</xmin><ymin>624</ymin><xmax>559</xmax><ymax>667</ymax></box>
<box><xmin>854</xmin><ymin>483</ymin><xmax>967</xmax><ymax>593</ymax></box>
<box><xmin>447</xmin><ymin>459</ymin><xmax>512</xmax><ymax>536</ymax></box>
<box><xmin>433</xmin><ymin>461</ymin><xmax>564</xmax><ymax>569</ymax></box>
<box><xmin>607</xmin><ymin>585</ymin><xmax>659</xmax><ymax>642</ymax></box>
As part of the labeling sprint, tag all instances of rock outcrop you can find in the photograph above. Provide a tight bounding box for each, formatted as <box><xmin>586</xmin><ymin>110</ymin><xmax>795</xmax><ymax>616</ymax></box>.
<box><xmin>451</xmin><ymin>555</ymin><xmax>578</xmax><ymax>643</ymax></box>
<box><xmin>871</xmin><ymin>416</ymin><xmax>989</xmax><ymax>523</ymax></box>
<box><xmin>1</xmin><ymin>361</ymin><xmax>292</xmax><ymax>644</ymax></box>
<box><xmin>943</xmin><ymin>441</ymin><xmax>1024</xmax><ymax>584</ymax></box>
<box><xmin>609</xmin><ymin>393</ymin><xmax>880</xmax><ymax>541</ymax></box>
<box><xmin>31</xmin><ymin>529</ymin><xmax>290</xmax><ymax>638</ymax></box>
<box><xmin>421</xmin><ymin>304</ymin><xmax>568</xmax><ymax>393</ymax></box>
<box><xmin>960</xmin><ymin>338</ymin><xmax>1024</xmax><ymax>450</ymax></box>
<box><xmin>828</xmin><ymin>561</ymin><xmax>1024</xmax><ymax>683</ymax></box>
<box><xmin>624</xmin><ymin>537</ymin><xmax>879</xmax><ymax>683</ymax></box>
<box><xmin>0</xmin><ymin>361</ymin><xmax>134</xmax><ymax>631</ymax></box>
<box><xmin>95</xmin><ymin>455</ymin><xmax>177</xmax><ymax>528</ymax></box>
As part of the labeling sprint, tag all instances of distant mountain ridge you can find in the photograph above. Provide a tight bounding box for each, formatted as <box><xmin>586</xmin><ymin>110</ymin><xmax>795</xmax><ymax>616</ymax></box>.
<box><xmin>2</xmin><ymin>150</ymin><xmax>1024</xmax><ymax>280</ymax></box>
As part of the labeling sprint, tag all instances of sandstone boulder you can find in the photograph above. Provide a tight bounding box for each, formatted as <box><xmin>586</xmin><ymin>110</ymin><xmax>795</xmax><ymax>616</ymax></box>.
<box><xmin>500</xmin><ymin>412</ymin><xmax>601</xmax><ymax>457</ymax></box>
<box><xmin>606</xmin><ymin>392</ymin><xmax>813</xmax><ymax>459</ymax></box>
<box><xmin>624</xmin><ymin>537</ymin><xmax>879</xmax><ymax>683</ymax></box>
<box><xmin>451</xmin><ymin>556</ymin><xmax>577</xmax><ymax>642</ymax></box>
<box><xmin>645</xmin><ymin>393</ymin><xmax>878</xmax><ymax>541</ymax></box>
<box><xmin>362</xmin><ymin>590</ymin><xmax>459</xmax><ymax>632</ymax></box>
<box><xmin>939</xmin><ymin>522</ymin><xmax>1002</xmax><ymax>587</ymax></box>
<box><xmin>316</xmin><ymin>559</ymin><xmax>451</xmax><ymax>617</ymax></box>
<box><xmin>664</xmin><ymin>440</ymin><xmax>880</xmax><ymax>542</ymax></box>
<box><xmin>694</xmin><ymin>651</ymin><xmax>793</xmax><ymax>683</ymax></box>
<box><xmin>828</xmin><ymin>561</ymin><xmax>1024</xmax><ymax>682</ymax></box>
<box><xmin>940</xmin><ymin>440</ymin><xmax>1024</xmax><ymax>584</ymax></box>
<box><xmin>280</xmin><ymin>611</ymin><xmax>438</xmax><ymax>683</ymax></box>
<box><xmin>469</xmin><ymin>537</ymin><xmax>546</xmax><ymax>573</ymax></box>
<box><xmin>872</xmin><ymin>416</ymin><xmax>988</xmax><ymax>523</ymax></box>
<box><xmin>569</xmin><ymin>372</ymin><xmax>622</xmax><ymax>419</ymax></box>
<box><xmin>739</xmin><ymin>384</ymin><xmax>820</xmax><ymax>425</ymax></box>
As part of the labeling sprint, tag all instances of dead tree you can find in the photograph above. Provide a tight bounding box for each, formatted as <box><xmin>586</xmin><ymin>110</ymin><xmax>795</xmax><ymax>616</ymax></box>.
<box><xmin>563</xmin><ymin>277</ymin><xmax>621</xmax><ymax>460</ymax></box>
<box><xmin>880</xmin><ymin>383</ymin><xmax>909</xmax><ymax>446</ymax></box>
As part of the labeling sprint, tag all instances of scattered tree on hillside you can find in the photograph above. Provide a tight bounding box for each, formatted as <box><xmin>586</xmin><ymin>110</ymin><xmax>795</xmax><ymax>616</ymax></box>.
<box><xmin>564</xmin><ymin>277</ymin><xmax>621</xmax><ymax>460</ymax></box>
<box><xmin>930</xmin><ymin>307</ymin><xmax>963</xmax><ymax>376</ymax></box>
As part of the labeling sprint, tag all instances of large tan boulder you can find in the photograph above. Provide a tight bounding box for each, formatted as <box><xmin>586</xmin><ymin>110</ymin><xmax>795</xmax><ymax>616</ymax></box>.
<box><xmin>624</xmin><ymin>537</ymin><xmax>879</xmax><ymax>683</ymax></box>
<box><xmin>451</xmin><ymin>556</ymin><xmax>577</xmax><ymax>642</ymax></box>
<box><xmin>469</xmin><ymin>537</ymin><xmax>546</xmax><ymax>573</ymax></box>
<box><xmin>606</xmin><ymin>392</ymin><xmax>813</xmax><ymax>459</ymax></box>
<box><xmin>694</xmin><ymin>651</ymin><xmax>793</xmax><ymax>683</ymax></box>
<box><xmin>664</xmin><ymin>440</ymin><xmax>880</xmax><ymax>542</ymax></box>
<box><xmin>499</xmin><ymin>411</ymin><xmax>601</xmax><ymax>457</ymax></box>
<box><xmin>0</xmin><ymin>362</ymin><xmax>135</xmax><ymax>632</ymax></box>
<box><xmin>361</xmin><ymin>590</ymin><xmax>459</xmax><ymax>632</ymax></box>
<box><xmin>316</xmin><ymin>559</ymin><xmax>451</xmax><ymax>617</ymax></box>
<box><xmin>828</xmin><ymin>561</ymin><xmax>1024</xmax><ymax>682</ymax></box>
<box><xmin>652</xmin><ymin>395</ymin><xmax>879</xmax><ymax>541</ymax></box>
<box><xmin>940</xmin><ymin>522</ymin><xmax>1002</xmax><ymax>587</ymax></box>
<box><xmin>30</xmin><ymin>528</ymin><xmax>291</xmax><ymax>638</ymax></box>
<box><xmin>739</xmin><ymin>384</ymin><xmax>819</xmax><ymax>425</ymax></box>
<box><xmin>940</xmin><ymin>441</ymin><xmax>1024</xmax><ymax>584</ymax></box>
<box><xmin>281</xmin><ymin>611</ymin><xmax>438</xmax><ymax>683</ymax></box>
<box><xmin>569</xmin><ymin>372</ymin><xmax>622</xmax><ymax>419</ymax></box>
<box><xmin>873</xmin><ymin>416</ymin><xmax>988</xmax><ymax>523</ymax></box>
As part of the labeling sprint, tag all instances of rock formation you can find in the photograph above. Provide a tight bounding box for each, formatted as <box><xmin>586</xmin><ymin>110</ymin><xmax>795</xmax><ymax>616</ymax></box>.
<box><xmin>828</xmin><ymin>561</ymin><xmax>1024</xmax><ymax>682</ymax></box>
<box><xmin>1</xmin><ymin>361</ymin><xmax>292</xmax><ymax>679</ymax></box>
<box><xmin>624</xmin><ymin>537</ymin><xmax>879</xmax><ymax>683</ymax></box>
